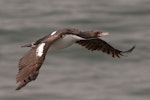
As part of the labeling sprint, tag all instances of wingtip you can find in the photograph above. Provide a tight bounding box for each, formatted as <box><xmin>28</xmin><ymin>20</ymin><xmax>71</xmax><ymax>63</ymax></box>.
<box><xmin>16</xmin><ymin>82</ymin><xmax>23</xmax><ymax>90</ymax></box>
<box><xmin>123</xmin><ymin>45</ymin><xmax>136</xmax><ymax>53</ymax></box>
<box><xmin>16</xmin><ymin>81</ymin><xmax>27</xmax><ymax>90</ymax></box>
<box><xmin>16</xmin><ymin>87</ymin><xmax>21</xmax><ymax>90</ymax></box>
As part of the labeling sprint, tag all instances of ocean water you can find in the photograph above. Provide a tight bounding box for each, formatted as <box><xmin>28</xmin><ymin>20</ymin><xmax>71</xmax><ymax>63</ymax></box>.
<box><xmin>0</xmin><ymin>0</ymin><xmax>150</xmax><ymax>100</ymax></box>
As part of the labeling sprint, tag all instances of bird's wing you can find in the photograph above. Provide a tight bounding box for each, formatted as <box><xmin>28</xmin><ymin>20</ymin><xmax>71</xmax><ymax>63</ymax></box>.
<box><xmin>16</xmin><ymin>34</ymin><xmax>60</xmax><ymax>90</ymax></box>
<box><xmin>76</xmin><ymin>39</ymin><xmax>135</xmax><ymax>58</ymax></box>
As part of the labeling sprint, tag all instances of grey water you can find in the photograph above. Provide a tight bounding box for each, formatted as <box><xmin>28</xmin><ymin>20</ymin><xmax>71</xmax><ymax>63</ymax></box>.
<box><xmin>0</xmin><ymin>0</ymin><xmax>150</xmax><ymax>100</ymax></box>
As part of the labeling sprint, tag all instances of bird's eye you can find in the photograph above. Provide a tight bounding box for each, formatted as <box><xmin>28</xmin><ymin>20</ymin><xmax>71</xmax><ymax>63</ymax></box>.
<box><xmin>96</xmin><ymin>32</ymin><xmax>99</xmax><ymax>34</ymax></box>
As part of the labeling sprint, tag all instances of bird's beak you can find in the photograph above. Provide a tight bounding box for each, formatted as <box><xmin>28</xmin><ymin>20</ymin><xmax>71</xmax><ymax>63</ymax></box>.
<box><xmin>97</xmin><ymin>32</ymin><xmax>109</xmax><ymax>39</ymax></box>
<box><xmin>101</xmin><ymin>32</ymin><xmax>109</xmax><ymax>36</ymax></box>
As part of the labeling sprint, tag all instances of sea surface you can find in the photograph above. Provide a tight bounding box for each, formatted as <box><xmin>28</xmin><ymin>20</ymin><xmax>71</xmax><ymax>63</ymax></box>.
<box><xmin>0</xmin><ymin>0</ymin><xmax>150</xmax><ymax>100</ymax></box>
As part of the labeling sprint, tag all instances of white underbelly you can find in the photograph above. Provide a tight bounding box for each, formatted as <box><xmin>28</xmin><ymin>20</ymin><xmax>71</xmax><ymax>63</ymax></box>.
<box><xmin>50</xmin><ymin>35</ymin><xmax>83</xmax><ymax>51</ymax></box>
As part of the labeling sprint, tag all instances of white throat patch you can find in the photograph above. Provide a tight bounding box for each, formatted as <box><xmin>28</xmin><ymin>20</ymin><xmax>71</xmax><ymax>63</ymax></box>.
<box><xmin>51</xmin><ymin>31</ymin><xmax>57</xmax><ymax>36</ymax></box>
<box><xmin>36</xmin><ymin>43</ymin><xmax>45</xmax><ymax>57</ymax></box>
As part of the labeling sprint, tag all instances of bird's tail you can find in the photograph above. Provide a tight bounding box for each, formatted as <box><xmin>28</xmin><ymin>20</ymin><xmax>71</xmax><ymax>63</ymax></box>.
<box><xmin>21</xmin><ymin>42</ymin><xmax>36</xmax><ymax>48</ymax></box>
<box><xmin>21</xmin><ymin>43</ymin><xmax>32</xmax><ymax>47</ymax></box>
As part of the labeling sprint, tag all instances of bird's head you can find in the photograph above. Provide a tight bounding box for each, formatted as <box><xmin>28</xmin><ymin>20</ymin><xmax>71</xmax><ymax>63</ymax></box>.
<box><xmin>90</xmin><ymin>30</ymin><xmax>109</xmax><ymax>37</ymax></box>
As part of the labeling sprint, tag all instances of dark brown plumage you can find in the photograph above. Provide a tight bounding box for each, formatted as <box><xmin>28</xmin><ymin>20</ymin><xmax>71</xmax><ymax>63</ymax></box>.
<box><xmin>16</xmin><ymin>31</ymin><xmax>61</xmax><ymax>90</ymax></box>
<box><xmin>76</xmin><ymin>39</ymin><xmax>135</xmax><ymax>58</ymax></box>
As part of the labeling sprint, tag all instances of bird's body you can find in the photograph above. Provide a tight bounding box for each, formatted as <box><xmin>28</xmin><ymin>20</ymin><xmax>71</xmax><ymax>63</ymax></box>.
<box><xmin>16</xmin><ymin>28</ymin><xmax>135</xmax><ymax>90</ymax></box>
<box><xmin>50</xmin><ymin>34</ymin><xmax>84</xmax><ymax>50</ymax></box>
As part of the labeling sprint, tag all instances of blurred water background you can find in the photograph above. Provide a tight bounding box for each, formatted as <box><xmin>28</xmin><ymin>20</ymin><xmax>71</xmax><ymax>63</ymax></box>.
<box><xmin>0</xmin><ymin>0</ymin><xmax>150</xmax><ymax>100</ymax></box>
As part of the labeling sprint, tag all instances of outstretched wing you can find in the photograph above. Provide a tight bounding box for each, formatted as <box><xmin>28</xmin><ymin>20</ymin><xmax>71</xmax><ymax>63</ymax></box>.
<box><xmin>16</xmin><ymin>34</ymin><xmax>61</xmax><ymax>90</ymax></box>
<box><xmin>76</xmin><ymin>39</ymin><xmax>135</xmax><ymax>58</ymax></box>
<box><xmin>16</xmin><ymin>44</ymin><xmax>48</xmax><ymax>90</ymax></box>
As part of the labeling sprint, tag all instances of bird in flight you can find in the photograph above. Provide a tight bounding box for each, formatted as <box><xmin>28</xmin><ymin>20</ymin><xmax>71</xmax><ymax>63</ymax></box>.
<box><xmin>16</xmin><ymin>28</ymin><xmax>135</xmax><ymax>90</ymax></box>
